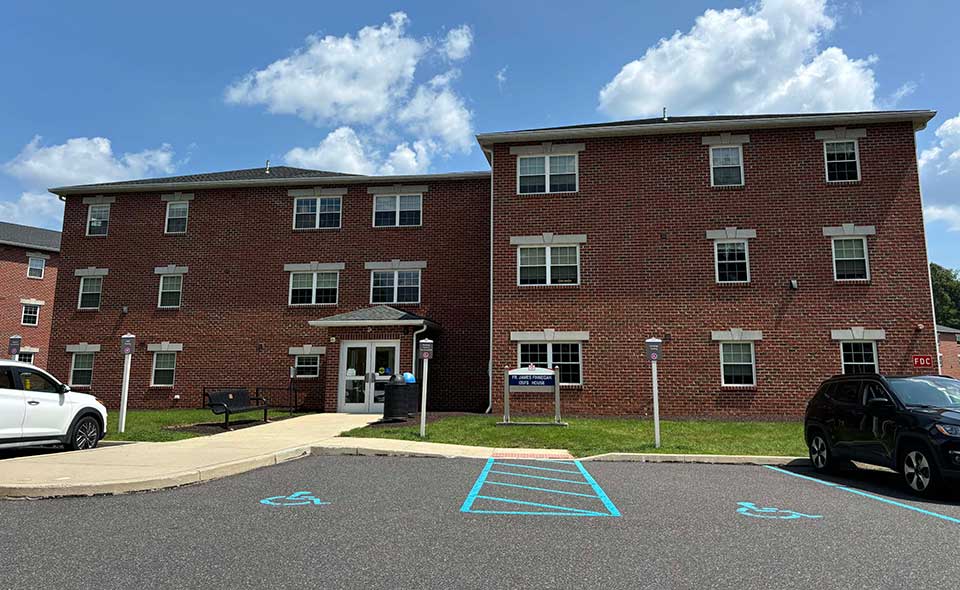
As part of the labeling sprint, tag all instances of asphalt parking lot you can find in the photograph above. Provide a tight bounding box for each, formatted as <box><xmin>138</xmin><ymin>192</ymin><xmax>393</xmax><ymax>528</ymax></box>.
<box><xmin>3</xmin><ymin>456</ymin><xmax>960</xmax><ymax>590</ymax></box>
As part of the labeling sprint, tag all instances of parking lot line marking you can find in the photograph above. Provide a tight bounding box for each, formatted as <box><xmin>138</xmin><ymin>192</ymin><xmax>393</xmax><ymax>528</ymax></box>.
<box><xmin>493</xmin><ymin>462</ymin><xmax>581</xmax><ymax>474</ymax></box>
<box><xmin>460</xmin><ymin>458</ymin><xmax>496</xmax><ymax>513</ymax></box>
<box><xmin>764</xmin><ymin>466</ymin><xmax>960</xmax><ymax>525</ymax></box>
<box><xmin>466</xmin><ymin>510</ymin><xmax>607</xmax><ymax>517</ymax></box>
<box><xmin>487</xmin><ymin>470</ymin><xmax>592</xmax><ymax>484</ymax></box>
<box><xmin>474</xmin><ymin>495</ymin><xmax>608</xmax><ymax>515</ymax></box>
<box><xmin>485</xmin><ymin>480</ymin><xmax>602</xmax><ymax>498</ymax></box>
<box><xmin>574</xmin><ymin>460</ymin><xmax>622</xmax><ymax>517</ymax></box>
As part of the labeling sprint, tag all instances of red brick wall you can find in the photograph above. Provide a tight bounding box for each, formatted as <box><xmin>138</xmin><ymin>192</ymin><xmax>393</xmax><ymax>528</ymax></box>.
<box><xmin>0</xmin><ymin>244</ymin><xmax>59</xmax><ymax>368</ymax></box>
<box><xmin>939</xmin><ymin>332</ymin><xmax>960</xmax><ymax>379</ymax></box>
<box><xmin>47</xmin><ymin>178</ymin><xmax>490</xmax><ymax>411</ymax></box>
<box><xmin>491</xmin><ymin>122</ymin><xmax>937</xmax><ymax>418</ymax></box>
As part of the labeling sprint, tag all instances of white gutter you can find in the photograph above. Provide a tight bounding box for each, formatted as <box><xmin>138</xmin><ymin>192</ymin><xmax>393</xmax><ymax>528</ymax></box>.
<box><xmin>484</xmin><ymin>147</ymin><xmax>494</xmax><ymax>414</ymax></box>
<box><xmin>0</xmin><ymin>240</ymin><xmax>59</xmax><ymax>252</ymax></box>
<box><xmin>307</xmin><ymin>319</ymin><xmax>431</xmax><ymax>327</ymax></box>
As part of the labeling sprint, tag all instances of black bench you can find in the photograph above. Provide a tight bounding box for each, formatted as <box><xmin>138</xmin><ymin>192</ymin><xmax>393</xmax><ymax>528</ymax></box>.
<box><xmin>203</xmin><ymin>389</ymin><xmax>269</xmax><ymax>429</ymax></box>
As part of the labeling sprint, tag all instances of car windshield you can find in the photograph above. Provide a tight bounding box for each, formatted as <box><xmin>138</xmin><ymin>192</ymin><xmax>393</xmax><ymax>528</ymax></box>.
<box><xmin>888</xmin><ymin>377</ymin><xmax>960</xmax><ymax>407</ymax></box>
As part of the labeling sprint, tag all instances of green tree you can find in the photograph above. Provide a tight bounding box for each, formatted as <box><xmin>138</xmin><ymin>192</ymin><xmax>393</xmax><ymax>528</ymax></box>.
<box><xmin>931</xmin><ymin>263</ymin><xmax>960</xmax><ymax>328</ymax></box>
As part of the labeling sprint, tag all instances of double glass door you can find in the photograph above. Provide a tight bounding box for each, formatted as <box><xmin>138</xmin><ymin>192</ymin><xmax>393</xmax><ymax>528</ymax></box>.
<box><xmin>340</xmin><ymin>341</ymin><xmax>400</xmax><ymax>413</ymax></box>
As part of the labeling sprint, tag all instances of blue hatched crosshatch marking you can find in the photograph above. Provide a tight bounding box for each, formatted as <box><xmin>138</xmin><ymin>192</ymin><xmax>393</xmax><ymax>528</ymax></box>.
<box><xmin>460</xmin><ymin>458</ymin><xmax>620</xmax><ymax>517</ymax></box>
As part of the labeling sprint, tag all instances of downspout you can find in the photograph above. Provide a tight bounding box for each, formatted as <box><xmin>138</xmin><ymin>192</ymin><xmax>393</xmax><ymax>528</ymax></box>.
<box><xmin>484</xmin><ymin>147</ymin><xmax>494</xmax><ymax>413</ymax></box>
<box><xmin>412</xmin><ymin>323</ymin><xmax>428</xmax><ymax>379</ymax></box>
<box><xmin>917</xmin><ymin>136</ymin><xmax>942</xmax><ymax>373</ymax></box>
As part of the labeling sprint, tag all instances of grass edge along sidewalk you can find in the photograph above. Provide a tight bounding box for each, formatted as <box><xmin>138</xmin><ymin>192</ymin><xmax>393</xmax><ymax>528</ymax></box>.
<box><xmin>342</xmin><ymin>415</ymin><xmax>806</xmax><ymax>458</ymax></box>
<box><xmin>105</xmin><ymin>409</ymin><xmax>308</xmax><ymax>442</ymax></box>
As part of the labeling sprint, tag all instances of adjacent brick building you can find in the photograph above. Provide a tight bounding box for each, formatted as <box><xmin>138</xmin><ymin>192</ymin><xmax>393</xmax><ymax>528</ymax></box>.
<box><xmin>937</xmin><ymin>325</ymin><xmax>960</xmax><ymax>379</ymax></box>
<box><xmin>47</xmin><ymin>110</ymin><xmax>940</xmax><ymax>418</ymax></box>
<box><xmin>0</xmin><ymin>221</ymin><xmax>60</xmax><ymax>368</ymax></box>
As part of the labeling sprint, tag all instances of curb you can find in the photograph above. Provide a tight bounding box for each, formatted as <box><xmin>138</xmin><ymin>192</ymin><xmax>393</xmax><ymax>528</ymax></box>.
<box><xmin>578</xmin><ymin>452</ymin><xmax>809</xmax><ymax>466</ymax></box>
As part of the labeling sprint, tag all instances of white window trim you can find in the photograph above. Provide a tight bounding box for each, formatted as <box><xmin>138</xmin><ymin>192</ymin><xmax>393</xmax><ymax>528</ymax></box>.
<box><xmin>150</xmin><ymin>351</ymin><xmax>177</xmax><ymax>387</ymax></box>
<box><xmin>294</xmin><ymin>355</ymin><xmax>321</xmax><ymax>378</ymax></box>
<box><xmin>839</xmin><ymin>340</ymin><xmax>878</xmax><ymax>375</ymax></box>
<box><xmin>288</xmin><ymin>271</ymin><xmax>340</xmax><ymax>307</ymax></box>
<box><xmin>831</xmin><ymin>236</ymin><xmax>871</xmax><ymax>282</ymax></box>
<box><xmin>164</xmin><ymin>200</ymin><xmax>189</xmax><ymax>234</ymax></box>
<box><xmin>292</xmin><ymin>196</ymin><xmax>342</xmax><ymax>230</ymax></box>
<box><xmin>709</xmin><ymin>145</ymin><xmax>745</xmax><ymax>187</ymax></box>
<box><xmin>516</xmin><ymin>341</ymin><xmax>584</xmax><ymax>386</ymax></box>
<box><xmin>372</xmin><ymin>193</ymin><xmax>423</xmax><ymax>228</ymax></box>
<box><xmin>823</xmin><ymin>139</ymin><xmax>861</xmax><ymax>183</ymax></box>
<box><xmin>369</xmin><ymin>269</ymin><xmax>421</xmax><ymax>305</ymax></box>
<box><xmin>85</xmin><ymin>203</ymin><xmax>110</xmax><ymax>237</ymax></box>
<box><xmin>719</xmin><ymin>341</ymin><xmax>756</xmax><ymax>387</ymax></box>
<box><xmin>77</xmin><ymin>276</ymin><xmax>103</xmax><ymax>310</ymax></box>
<box><xmin>516</xmin><ymin>245</ymin><xmax>581</xmax><ymax>286</ymax></box>
<box><xmin>157</xmin><ymin>274</ymin><xmax>183</xmax><ymax>309</ymax></box>
<box><xmin>26</xmin><ymin>256</ymin><xmax>45</xmax><ymax>279</ymax></box>
<box><xmin>713</xmin><ymin>239</ymin><xmax>751</xmax><ymax>284</ymax></box>
<box><xmin>69</xmin><ymin>352</ymin><xmax>95</xmax><ymax>388</ymax></box>
<box><xmin>516</xmin><ymin>153</ymin><xmax>580</xmax><ymax>195</ymax></box>
<box><xmin>18</xmin><ymin>351</ymin><xmax>36</xmax><ymax>364</ymax></box>
<box><xmin>21</xmin><ymin>304</ymin><xmax>40</xmax><ymax>326</ymax></box>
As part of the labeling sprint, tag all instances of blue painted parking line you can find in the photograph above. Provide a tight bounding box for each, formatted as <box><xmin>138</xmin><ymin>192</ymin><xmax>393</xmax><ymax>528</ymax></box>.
<box><xmin>765</xmin><ymin>465</ymin><xmax>960</xmax><ymax>525</ymax></box>
<box><xmin>461</xmin><ymin>458</ymin><xmax>620</xmax><ymax>517</ymax></box>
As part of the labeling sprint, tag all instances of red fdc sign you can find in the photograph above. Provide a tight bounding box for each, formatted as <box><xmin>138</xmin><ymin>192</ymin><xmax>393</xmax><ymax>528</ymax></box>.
<box><xmin>913</xmin><ymin>355</ymin><xmax>934</xmax><ymax>369</ymax></box>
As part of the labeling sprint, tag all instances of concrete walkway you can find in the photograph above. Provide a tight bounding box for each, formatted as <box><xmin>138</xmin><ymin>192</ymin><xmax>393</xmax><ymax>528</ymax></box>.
<box><xmin>0</xmin><ymin>414</ymin><xmax>373</xmax><ymax>498</ymax></box>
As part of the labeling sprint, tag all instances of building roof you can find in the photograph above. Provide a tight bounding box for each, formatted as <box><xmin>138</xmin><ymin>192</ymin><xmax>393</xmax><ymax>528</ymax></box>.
<box><xmin>308</xmin><ymin>306</ymin><xmax>437</xmax><ymax>328</ymax></box>
<box><xmin>937</xmin><ymin>324</ymin><xmax>960</xmax><ymax>334</ymax></box>
<box><xmin>67</xmin><ymin>165</ymin><xmax>355</xmax><ymax>189</ymax></box>
<box><xmin>476</xmin><ymin>110</ymin><xmax>937</xmax><ymax>147</ymax></box>
<box><xmin>0</xmin><ymin>221</ymin><xmax>61</xmax><ymax>252</ymax></box>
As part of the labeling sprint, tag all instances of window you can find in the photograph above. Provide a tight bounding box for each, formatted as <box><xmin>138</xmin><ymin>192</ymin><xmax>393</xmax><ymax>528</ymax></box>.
<box><xmin>374</xmin><ymin>195</ymin><xmax>421</xmax><ymax>227</ymax></box>
<box><xmin>289</xmin><ymin>271</ymin><xmax>338</xmax><ymax>305</ymax></box>
<box><xmin>0</xmin><ymin>368</ymin><xmax>13</xmax><ymax>388</ymax></box>
<box><xmin>295</xmin><ymin>355</ymin><xmax>320</xmax><ymax>378</ymax></box>
<box><xmin>17</xmin><ymin>352</ymin><xmax>35</xmax><ymax>365</ymax></box>
<box><xmin>720</xmin><ymin>342</ymin><xmax>756</xmax><ymax>386</ymax></box>
<box><xmin>832</xmin><ymin>237</ymin><xmax>869</xmax><ymax>281</ymax></box>
<box><xmin>158</xmin><ymin>275</ymin><xmax>183</xmax><ymax>309</ymax></box>
<box><xmin>518</xmin><ymin>246</ymin><xmax>579</xmax><ymax>286</ymax></box>
<box><xmin>86</xmin><ymin>204</ymin><xmax>110</xmax><ymax>236</ymax></box>
<box><xmin>863</xmin><ymin>382</ymin><xmax>889</xmax><ymax>405</ymax></box>
<box><xmin>710</xmin><ymin>146</ymin><xmax>744</xmax><ymax>187</ymax></box>
<box><xmin>518</xmin><ymin>342</ymin><xmax>583</xmax><ymax>385</ymax></box>
<box><xmin>27</xmin><ymin>257</ymin><xmax>45</xmax><ymax>279</ymax></box>
<box><xmin>517</xmin><ymin>155</ymin><xmax>578</xmax><ymax>194</ymax></box>
<box><xmin>151</xmin><ymin>352</ymin><xmax>177</xmax><ymax>386</ymax></box>
<box><xmin>70</xmin><ymin>352</ymin><xmax>94</xmax><ymax>386</ymax></box>
<box><xmin>825</xmin><ymin>140</ymin><xmax>860</xmax><ymax>182</ymax></box>
<box><xmin>165</xmin><ymin>201</ymin><xmax>189</xmax><ymax>234</ymax></box>
<box><xmin>294</xmin><ymin>197</ymin><xmax>341</xmax><ymax>229</ymax></box>
<box><xmin>18</xmin><ymin>369</ymin><xmax>58</xmax><ymax>393</ymax></box>
<box><xmin>714</xmin><ymin>240</ymin><xmax>749</xmax><ymax>283</ymax></box>
<box><xmin>21</xmin><ymin>304</ymin><xmax>39</xmax><ymax>326</ymax></box>
<box><xmin>78</xmin><ymin>277</ymin><xmax>102</xmax><ymax>310</ymax></box>
<box><xmin>831</xmin><ymin>380</ymin><xmax>861</xmax><ymax>404</ymax></box>
<box><xmin>371</xmin><ymin>270</ymin><xmax>420</xmax><ymax>304</ymax></box>
<box><xmin>841</xmin><ymin>341</ymin><xmax>877</xmax><ymax>374</ymax></box>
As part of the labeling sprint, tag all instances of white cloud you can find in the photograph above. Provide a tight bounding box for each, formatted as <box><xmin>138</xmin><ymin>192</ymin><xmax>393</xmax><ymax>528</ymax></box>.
<box><xmin>442</xmin><ymin>25</ymin><xmax>473</xmax><ymax>60</ymax></box>
<box><xmin>396</xmin><ymin>72</ymin><xmax>473</xmax><ymax>153</ymax></box>
<box><xmin>496</xmin><ymin>66</ymin><xmax>508</xmax><ymax>91</ymax></box>
<box><xmin>598</xmin><ymin>0</ymin><xmax>882</xmax><ymax>117</ymax></box>
<box><xmin>283</xmin><ymin>127</ymin><xmax>430</xmax><ymax>176</ymax></box>
<box><xmin>919</xmin><ymin>113</ymin><xmax>960</xmax><ymax>176</ymax></box>
<box><xmin>0</xmin><ymin>192</ymin><xmax>64</xmax><ymax>229</ymax></box>
<box><xmin>924</xmin><ymin>204</ymin><xmax>960</xmax><ymax>232</ymax></box>
<box><xmin>4</xmin><ymin>136</ymin><xmax>175</xmax><ymax>190</ymax></box>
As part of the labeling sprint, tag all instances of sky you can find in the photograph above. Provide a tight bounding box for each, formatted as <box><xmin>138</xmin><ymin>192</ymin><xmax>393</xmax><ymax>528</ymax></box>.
<box><xmin>1</xmin><ymin>1</ymin><xmax>959</xmax><ymax>266</ymax></box>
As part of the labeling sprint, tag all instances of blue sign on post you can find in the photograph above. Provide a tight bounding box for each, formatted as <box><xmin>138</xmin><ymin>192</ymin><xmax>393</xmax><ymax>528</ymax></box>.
<box><xmin>499</xmin><ymin>366</ymin><xmax>566</xmax><ymax>426</ymax></box>
<box><xmin>508</xmin><ymin>373</ymin><xmax>556</xmax><ymax>388</ymax></box>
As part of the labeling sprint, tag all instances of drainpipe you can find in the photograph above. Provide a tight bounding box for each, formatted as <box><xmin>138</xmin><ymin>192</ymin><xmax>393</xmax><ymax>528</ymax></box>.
<box><xmin>484</xmin><ymin>146</ymin><xmax>494</xmax><ymax>413</ymax></box>
<box><xmin>412</xmin><ymin>323</ymin><xmax>428</xmax><ymax>379</ymax></box>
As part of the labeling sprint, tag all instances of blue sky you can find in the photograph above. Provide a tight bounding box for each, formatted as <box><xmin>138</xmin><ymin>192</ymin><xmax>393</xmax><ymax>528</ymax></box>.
<box><xmin>2</xmin><ymin>1</ymin><xmax>959</xmax><ymax>266</ymax></box>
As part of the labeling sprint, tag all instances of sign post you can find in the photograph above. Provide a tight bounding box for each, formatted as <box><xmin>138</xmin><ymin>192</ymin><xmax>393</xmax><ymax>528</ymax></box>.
<box><xmin>498</xmin><ymin>365</ymin><xmax>567</xmax><ymax>426</ymax></box>
<box><xmin>119</xmin><ymin>333</ymin><xmax>136</xmax><ymax>434</ymax></box>
<box><xmin>8</xmin><ymin>335</ymin><xmax>22</xmax><ymax>361</ymax></box>
<box><xmin>645</xmin><ymin>338</ymin><xmax>662</xmax><ymax>449</ymax></box>
<box><xmin>418</xmin><ymin>339</ymin><xmax>433</xmax><ymax>438</ymax></box>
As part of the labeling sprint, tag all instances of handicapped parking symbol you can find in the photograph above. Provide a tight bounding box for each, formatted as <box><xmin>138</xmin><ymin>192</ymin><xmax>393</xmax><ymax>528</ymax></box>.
<box><xmin>260</xmin><ymin>491</ymin><xmax>329</xmax><ymax>507</ymax></box>
<box><xmin>736</xmin><ymin>501</ymin><xmax>821</xmax><ymax>520</ymax></box>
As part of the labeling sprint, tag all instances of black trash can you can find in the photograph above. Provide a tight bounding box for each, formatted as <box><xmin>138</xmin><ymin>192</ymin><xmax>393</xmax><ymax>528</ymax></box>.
<box><xmin>383</xmin><ymin>377</ymin><xmax>419</xmax><ymax>421</ymax></box>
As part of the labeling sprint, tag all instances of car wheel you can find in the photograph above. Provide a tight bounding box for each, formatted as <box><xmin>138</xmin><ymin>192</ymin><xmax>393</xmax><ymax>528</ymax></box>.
<box><xmin>900</xmin><ymin>445</ymin><xmax>939</xmax><ymax>496</ymax></box>
<box><xmin>68</xmin><ymin>416</ymin><xmax>100</xmax><ymax>451</ymax></box>
<box><xmin>808</xmin><ymin>432</ymin><xmax>832</xmax><ymax>472</ymax></box>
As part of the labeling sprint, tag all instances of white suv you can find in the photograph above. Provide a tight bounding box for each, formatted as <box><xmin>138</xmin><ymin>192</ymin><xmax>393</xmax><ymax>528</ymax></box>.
<box><xmin>0</xmin><ymin>360</ymin><xmax>108</xmax><ymax>451</ymax></box>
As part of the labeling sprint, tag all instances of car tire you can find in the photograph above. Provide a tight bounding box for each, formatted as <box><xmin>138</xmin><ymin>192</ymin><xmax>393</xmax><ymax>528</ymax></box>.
<box><xmin>808</xmin><ymin>431</ymin><xmax>834</xmax><ymax>472</ymax></box>
<box><xmin>67</xmin><ymin>415</ymin><xmax>101</xmax><ymax>451</ymax></box>
<box><xmin>900</xmin><ymin>444</ymin><xmax>940</xmax><ymax>497</ymax></box>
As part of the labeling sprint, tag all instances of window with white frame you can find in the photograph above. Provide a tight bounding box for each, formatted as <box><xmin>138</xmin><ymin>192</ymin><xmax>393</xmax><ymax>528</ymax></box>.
<box><xmin>714</xmin><ymin>240</ymin><xmax>750</xmax><ymax>283</ymax></box>
<box><xmin>70</xmin><ymin>352</ymin><xmax>94</xmax><ymax>386</ymax></box>
<box><xmin>78</xmin><ymin>277</ymin><xmax>103</xmax><ymax>310</ymax></box>
<box><xmin>289</xmin><ymin>271</ymin><xmax>338</xmax><ymax>305</ymax></box>
<box><xmin>720</xmin><ymin>342</ymin><xmax>756</xmax><ymax>386</ymax></box>
<box><xmin>371</xmin><ymin>270</ymin><xmax>420</xmax><ymax>304</ymax></box>
<box><xmin>841</xmin><ymin>341</ymin><xmax>877</xmax><ymax>374</ymax></box>
<box><xmin>710</xmin><ymin>146</ymin><xmax>744</xmax><ymax>186</ymax></box>
<box><xmin>21</xmin><ymin>304</ymin><xmax>39</xmax><ymax>326</ymax></box>
<box><xmin>825</xmin><ymin>140</ymin><xmax>860</xmax><ymax>182</ymax></box>
<box><xmin>165</xmin><ymin>201</ymin><xmax>189</xmax><ymax>234</ymax></box>
<box><xmin>518</xmin><ymin>342</ymin><xmax>582</xmax><ymax>385</ymax></box>
<box><xmin>86</xmin><ymin>204</ymin><xmax>110</xmax><ymax>236</ymax></box>
<box><xmin>518</xmin><ymin>246</ymin><xmax>579</xmax><ymax>285</ymax></box>
<box><xmin>18</xmin><ymin>352</ymin><xmax>35</xmax><ymax>365</ymax></box>
<box><xmin>295</xmin><ymin>355</ymin><xmax>320</xmax><ymax>377</ymax></box>
<box><xmin>517</xmin><ymin>155</ymin><xmax>578</xmax><ymax>194</ymax></box>
<box><xmin>294</xmin><ymin>196</ymin><xmax>341</xmax><ymax>229</ymax></box>
<box><xmin>27</xmin><ymin>257</ymin><xmax>45</xmax><ymax>279</ymax></box>
<box><xmin>158</xmin><ymin>275</ymin><xmax>183</xmax><ymax>309</ymax></box>
<box><xmin>832</xmin><ymin>237</ymin><xmax>869</xmax><ymax>281</ymax></box>
<box><xmin>374</xmin><ymin>194</ymin><xmax>421</xmax><ymax>227</ymax></box>
<box><xmin>151</xmin><ymin>352</ymin><xmax>177</xmax><ymax>386</ymax></box>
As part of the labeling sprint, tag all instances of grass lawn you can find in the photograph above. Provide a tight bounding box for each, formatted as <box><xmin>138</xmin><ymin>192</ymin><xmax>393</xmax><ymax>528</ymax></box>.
<box><xmin>105</xmin><ymin>409</ymin><xmax>305</xmax><ymax>442</ymax></box>
<box><xmin>343</xmin><ymin>415</ymin><xmax>807</xmax><ymax>458</ymax></box>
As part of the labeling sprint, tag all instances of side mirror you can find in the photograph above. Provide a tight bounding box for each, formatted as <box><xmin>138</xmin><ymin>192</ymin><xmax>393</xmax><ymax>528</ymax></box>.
<box><xmin>58</xmin><ymin>383</ymin><xmax>70</xmax><ymax>394</ymax></box>
<box><xmin>867</xmin><ymin>397</ymin><xmax>891</xmax><ymax>408</ymax></box>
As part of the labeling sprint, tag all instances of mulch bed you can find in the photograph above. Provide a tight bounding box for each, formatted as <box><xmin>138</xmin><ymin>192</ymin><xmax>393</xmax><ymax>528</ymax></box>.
<box><xmin>166</xmin><ymin>413</ymin><xmax>302</xmax><ymax>435</ymax></box>
<box><xmin>363</xmin><ymin>411</ymin><xmax>473</xmax><ymax>429</ymax></box>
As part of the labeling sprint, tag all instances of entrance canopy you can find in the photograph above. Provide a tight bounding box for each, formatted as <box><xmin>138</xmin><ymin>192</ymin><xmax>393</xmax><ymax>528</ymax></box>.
<box><xmin>308</xmin><ymin>305</ymin><xmax>438</xmax><ymax>329</ymax></box>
